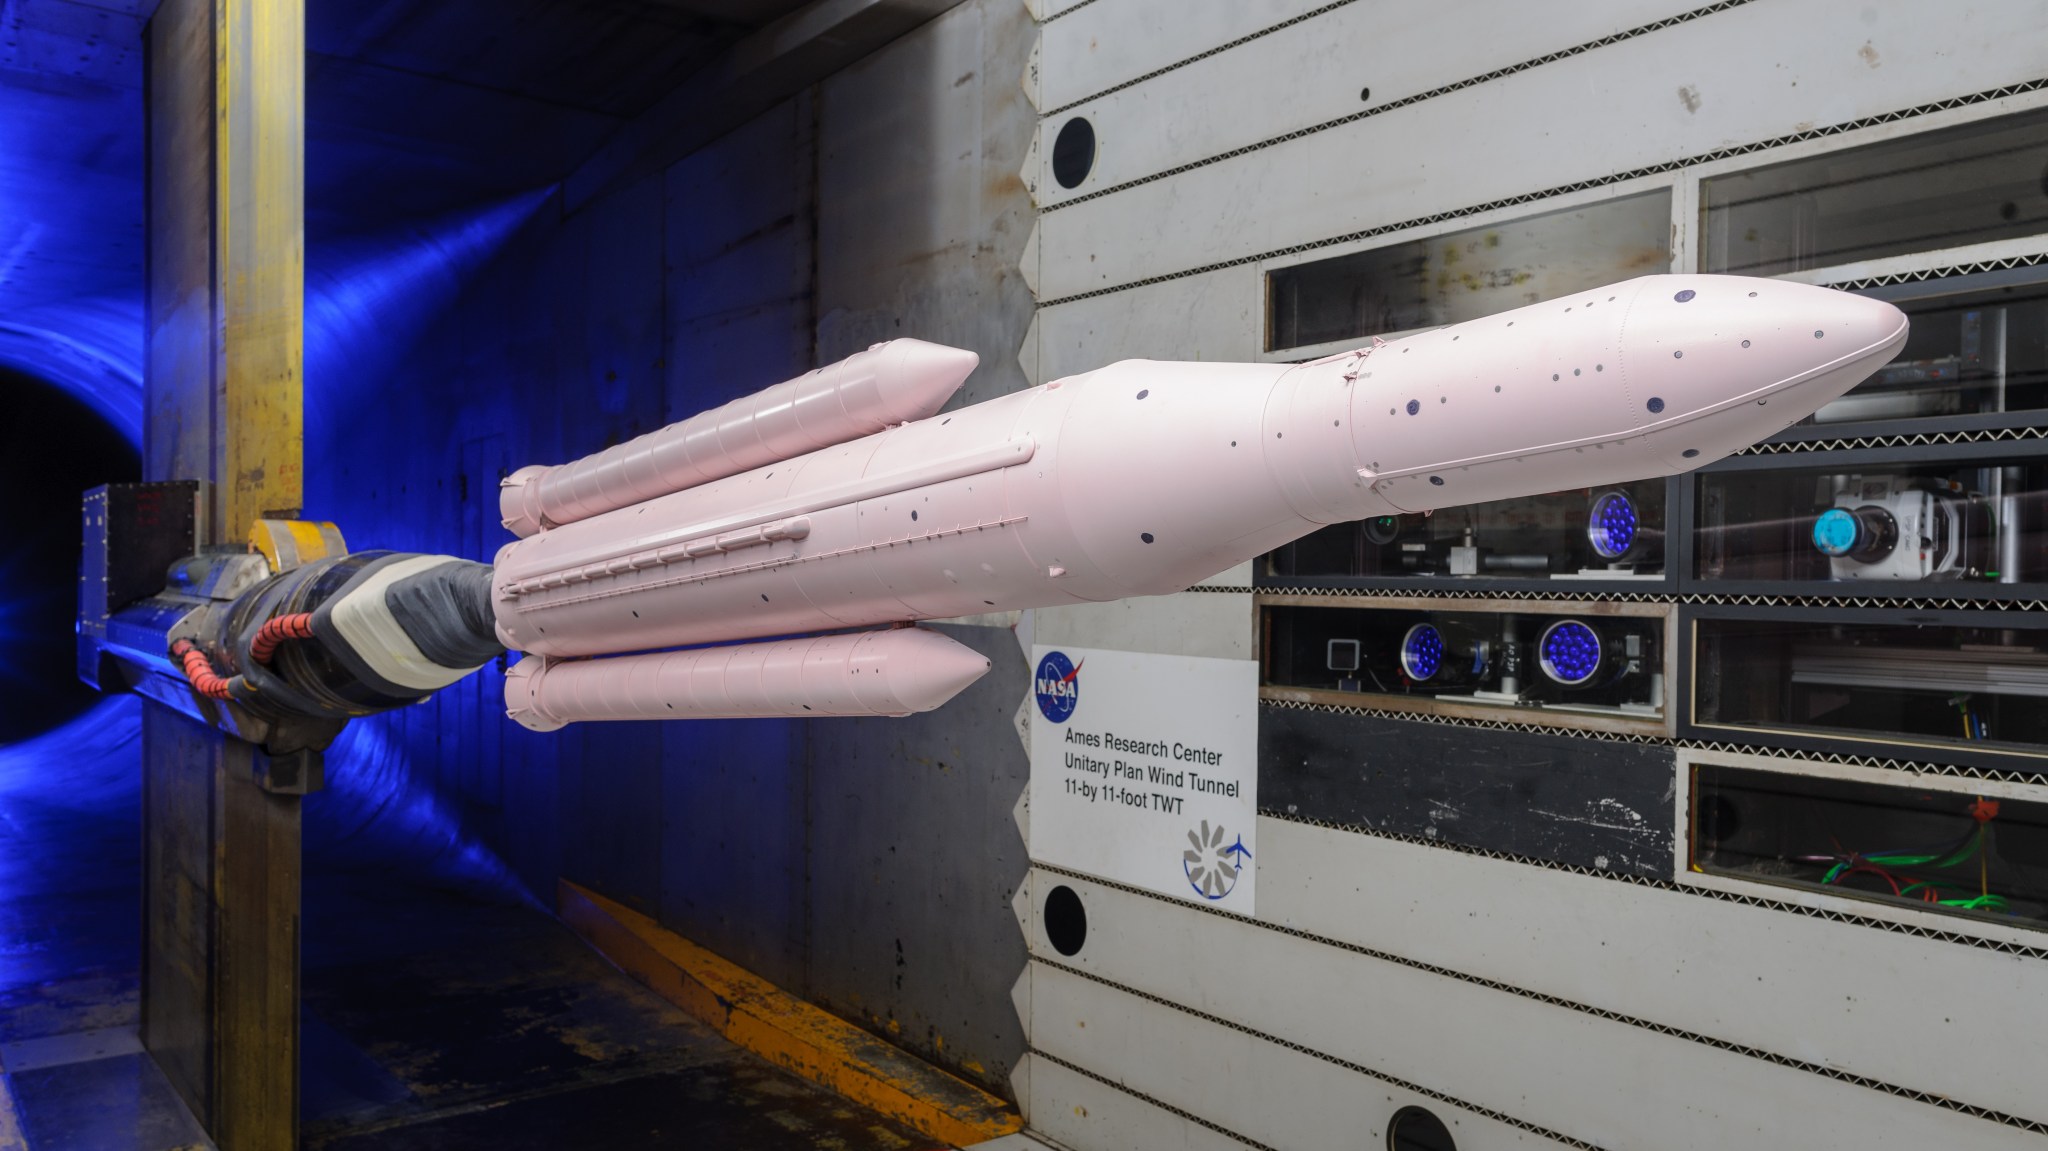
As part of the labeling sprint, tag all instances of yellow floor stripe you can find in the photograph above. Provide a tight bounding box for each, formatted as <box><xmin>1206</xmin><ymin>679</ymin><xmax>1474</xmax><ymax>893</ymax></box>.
<box><xmin>559</xmin><ymin>880</ymin><xmax>1022</xmax><ymax>1149</ymax></box>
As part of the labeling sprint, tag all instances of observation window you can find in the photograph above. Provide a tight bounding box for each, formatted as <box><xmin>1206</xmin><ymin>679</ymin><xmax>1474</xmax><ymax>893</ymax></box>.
<box><xmin>1694</xmin><ymin>453</ymin><xmax>2046</xmax><ymax>589</ymax></box>
<box><xmin>1261</xmin><ymin>600</ymin><xmax>1668</xmax><ymax>731</ymax></box>
<box><xmin>1267</xmin><ymin>480</ymin><xmax>1665</xmax><ymax>582</ymax></box>
<box><xmin>1694</xmin><ymin>617</ymin><xmax>2048</xmax><ymax>759</ymax></box>
<box><xmin>1266</xmin><ymin>190</ymin><xmax>1671</xmax><ymax>351</ymax></box>
<box><xmin>1691</xmin><ymin>763</ymin><xmax>2048</xmax><ymax>932</ymax></box>
<box><xmin>1700</xmin><ymin>105</ymin><xmax>2048</xmax><ymax>277</ymax></box>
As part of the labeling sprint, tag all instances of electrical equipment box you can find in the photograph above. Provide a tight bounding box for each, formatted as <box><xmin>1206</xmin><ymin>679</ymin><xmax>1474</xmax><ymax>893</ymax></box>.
<box><xmin>1259</xmin><ymin>597</ymin><xmax>1672</xmax><ymax>735</ymax></box>
<box><xmin>77</xmin><ymin>481</ymin><xmax>201</xmax><ymax>690</ymax></box>
<box><xmin>1690</xmin><ymin>760</ymin><xmax>2048</xmax><ymax>933</ymax></box>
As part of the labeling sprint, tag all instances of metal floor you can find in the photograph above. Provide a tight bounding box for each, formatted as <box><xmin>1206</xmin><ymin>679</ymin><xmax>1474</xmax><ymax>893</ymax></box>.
<box><xmin>0</xmin><ymin>699</ymin><xmax>929</xmax><ymax>1151</ymax></box>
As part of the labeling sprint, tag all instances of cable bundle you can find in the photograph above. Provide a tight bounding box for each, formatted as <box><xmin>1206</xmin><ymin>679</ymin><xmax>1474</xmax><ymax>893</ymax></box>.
<box><xmin>249</xmin><ymin>613</ymin><xmax>315</xmax><ymax>665</ymax></box>
<box><xmin>170</xmin><ymin>639</ymin><xmax>236</xmax><ymax>701</ymax></box>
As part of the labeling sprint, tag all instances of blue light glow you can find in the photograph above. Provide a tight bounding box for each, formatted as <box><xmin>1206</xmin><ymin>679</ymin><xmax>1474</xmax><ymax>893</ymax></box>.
<box><xmin>1540</xmin><ymin>620</ymin><xmax>1603</xmax><ymax>686</ymax></box>
<box><xmin>1400</xmin><ymin>623</ymin><xmax>1444</xmax><ymax>681</ymax></box>
<box><xmin>0</xmin><ymin>696</ymin><xmax>142</xmax><ymax>990</ymax></box>
<box><xmin>1813</xmin><ymin>508</ymin><xmax>1859</xmax><ymax>556</ymax></box>
<box><xmin>1588</xmin><ymin>491</ymin><xmax>1638</xmax><ymax>559</ymax></box>
<box><xmin>305</xmin><ymin>189</ymin><xmax>553</xmax><ymax>398</ymax></box>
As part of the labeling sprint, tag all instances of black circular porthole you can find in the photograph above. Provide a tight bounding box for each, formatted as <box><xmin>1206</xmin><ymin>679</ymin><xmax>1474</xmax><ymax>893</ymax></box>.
<box><xmin>1052</xmin><ymin>117</ymin><xmax>1095</xmax><ymax>189</ymax></box>
<box><xmin>1043</xmin><ymin>884</ymin><xmax>1088</xmax><ymax>955</ymax></box>
<box><xmin>1387</xmin><ymin>1106</ymin><xmax>1456</xmax><ymax>1151</ymax></box>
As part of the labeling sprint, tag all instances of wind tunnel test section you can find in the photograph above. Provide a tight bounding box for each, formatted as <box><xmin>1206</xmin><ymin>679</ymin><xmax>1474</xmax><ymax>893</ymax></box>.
<box><xmin>79</xmin><ymin>274</ymin><xmax>1909</xmax><ymax>754</ymax></box>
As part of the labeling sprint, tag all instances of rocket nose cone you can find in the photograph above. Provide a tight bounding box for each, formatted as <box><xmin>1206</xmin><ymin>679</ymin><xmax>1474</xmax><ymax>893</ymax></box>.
<box><xmin>1784</xmin><ymin>280</ymin><xmax>1909</xmax><ymax>358</ymax></box>
<box><xmin>892</xmin><ymin>338</ymin><xmax>982</xmax><ymax>392</ymax></box>
<box><xmin>887</xmin><ymin>628</ymin><xmax>994</xmax><ymax>713</ymax></box>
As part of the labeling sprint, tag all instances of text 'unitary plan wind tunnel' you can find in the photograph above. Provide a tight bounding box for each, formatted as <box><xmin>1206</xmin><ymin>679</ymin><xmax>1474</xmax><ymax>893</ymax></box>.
<box><xmin>79</xmin><ymin>274</ymin><xmax>1908</xmax><ymax>754</ymax></box>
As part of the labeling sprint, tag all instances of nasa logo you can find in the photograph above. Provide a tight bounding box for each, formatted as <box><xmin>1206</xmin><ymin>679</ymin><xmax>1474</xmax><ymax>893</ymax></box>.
<box><xmin>1034</xmin><ymin>651</ymin><xmax>1082</xmax><ymax>724</ymax></box>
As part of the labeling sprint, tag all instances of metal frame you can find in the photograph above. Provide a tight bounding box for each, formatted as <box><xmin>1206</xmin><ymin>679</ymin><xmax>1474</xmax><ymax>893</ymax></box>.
<box><xmin>1681</xmin><ymin>600</ymin><xmax>2048</xmax><ymax>771</ymax></box>
<box><xmin>1253</xmin><ymin>474</ymin><xmax>1683</xmax><ymax>598</ymax></box>
<box><xmin>1683</xmin><ymin>438</ymin><xmax>2048</xmax><ymax>603</ymax></box>
<box><xmin>1255</xmin><ymin>593</ymin><xmax>1677</xmax><ymax>738</ymax></box>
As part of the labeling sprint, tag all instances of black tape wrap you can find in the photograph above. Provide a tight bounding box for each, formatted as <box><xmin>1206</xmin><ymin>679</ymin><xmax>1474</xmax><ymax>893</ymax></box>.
<box><xmin>385</xmin><ymin>559</ymin><xmax>502</xmax><ymax>669</ymax></box>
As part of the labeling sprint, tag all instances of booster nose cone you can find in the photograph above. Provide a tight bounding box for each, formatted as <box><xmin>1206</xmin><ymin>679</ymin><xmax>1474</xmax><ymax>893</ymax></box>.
<box><xmin>884</xmin><ymin>339</ymin><xmax>982</xmax><ymax>403</ymax></box>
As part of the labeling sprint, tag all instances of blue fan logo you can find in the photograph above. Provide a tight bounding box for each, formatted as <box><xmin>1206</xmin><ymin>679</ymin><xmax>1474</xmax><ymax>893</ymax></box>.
<box><xmin>1034</xmin><ymin>651</ymin><xmax>1081</xmax><ymax>724</ymax></box>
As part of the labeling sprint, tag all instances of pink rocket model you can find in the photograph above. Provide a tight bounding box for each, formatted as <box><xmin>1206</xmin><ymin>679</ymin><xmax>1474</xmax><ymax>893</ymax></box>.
<box><xmin>122</xmin><ymin>274</ymin><xmax>1904</xmax><ymax>735</ymax></box>
<box><xmin>482</xmin><ymin>274</ymin><xmax>1906</xmax><ymax>728</ymax></box>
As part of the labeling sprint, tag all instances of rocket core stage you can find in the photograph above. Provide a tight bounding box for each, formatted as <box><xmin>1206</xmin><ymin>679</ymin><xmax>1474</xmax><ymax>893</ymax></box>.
<box><xmin>488</xmin><ymin>273</ymin><xmax>1905</xmax><ymax>728</ymax></box>
<box><xmin>101</xmin><ymin>274</ymin><xmax>1906</xmax><ymax>740</ymax></box>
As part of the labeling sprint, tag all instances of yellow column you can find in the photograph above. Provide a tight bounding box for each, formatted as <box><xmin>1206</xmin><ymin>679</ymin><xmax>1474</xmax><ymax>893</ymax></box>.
<box><xmin>143</xmin><ymin>1</ymin><xmax>306</xmax><ymax>1146</ymax></box>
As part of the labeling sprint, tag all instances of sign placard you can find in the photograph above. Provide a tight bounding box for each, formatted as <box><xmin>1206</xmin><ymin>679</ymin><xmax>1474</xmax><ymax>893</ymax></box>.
<box><xmin>1027</xmin><ymin>645</ymin><xmax>1259</xmax><ymax>915</ymax></box>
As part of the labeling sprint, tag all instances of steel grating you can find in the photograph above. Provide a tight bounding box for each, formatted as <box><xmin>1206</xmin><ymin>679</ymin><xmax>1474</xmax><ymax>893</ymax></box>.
<box><xmin>1215</xmin><ymin>583</ymin><xmax>2048</xmax><ymax>612</ymax></box>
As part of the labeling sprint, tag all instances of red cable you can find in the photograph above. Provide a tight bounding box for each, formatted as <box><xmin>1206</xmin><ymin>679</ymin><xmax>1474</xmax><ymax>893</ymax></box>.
<box><xmin>1837</xmin><ymin>864</ymin><xmax>1902</xmax><ymax>897</ymax></box>
<box><xmin>249</xmin><ymin>612</ymin><xmax>315</xmax><ymax>664</ymax></box>
<box><xmin>170</xmin><ymin>639</ymin><xmax>236</xmax><ymax>700</ymax></box>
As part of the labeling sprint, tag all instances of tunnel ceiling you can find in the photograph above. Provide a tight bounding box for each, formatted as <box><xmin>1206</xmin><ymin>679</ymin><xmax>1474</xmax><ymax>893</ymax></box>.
<box><xmin>304</xmin><ymin>0</ymin><xmax>819</xmax><ymax>233</ymax></box>
<box><xmin>0</xmin><ymin>0</ymin><xmax>818</xmax><ymax>339</ymax></box>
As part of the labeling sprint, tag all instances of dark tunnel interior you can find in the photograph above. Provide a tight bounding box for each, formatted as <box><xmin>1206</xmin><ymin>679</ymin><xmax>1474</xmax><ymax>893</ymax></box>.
<box><xmin>0</xmin><ymin>368</ymin><xmax>138</xmax><ymax>744</ymax></box>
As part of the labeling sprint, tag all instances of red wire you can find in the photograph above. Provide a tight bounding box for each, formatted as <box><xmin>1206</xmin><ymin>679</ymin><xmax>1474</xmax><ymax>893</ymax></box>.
<box><xmin>249</xmin><ymin>612</ymin><xmax>315</xmax><ymax>664</ymax></box>
<box><xmin>1837</xmin><ymin>864</ymin><xmax>1902</xmax><ymax>896</ymax></box>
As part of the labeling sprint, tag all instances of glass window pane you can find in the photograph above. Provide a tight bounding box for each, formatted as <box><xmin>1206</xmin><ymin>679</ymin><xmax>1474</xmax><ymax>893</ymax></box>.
<box><xmin>1262</xmin><ymin>603</ymin><xmax>1666</xmax><ymax>722</ymax></box>
<box><xmin>1266</xmin><ymin>190</ymin><xmax>1672</xmax><ymax>351</ymax></box>
<box><xmin>1695</xmin><ymin>455</ymin><xmax>2046</xmax><ymax>587</ymax></box>
<box><xmin>1692</xmin><ymin>763</ymin><xmax>2048</xmax><ymax>931</ymax></box>
<box><xmin>1694</xmin><ymin>617</ymin><xmax>2048</xmax><ymax>758</ymax></box>
<box><xmin>1269</xmin><ymin>479</ymin><xmax>1665</xmax><ymax>581</ymax></box>
<box><xmin>1700</xmin><ymin>106</ymin><xmax>2048</xmax><ymax>276</ymax></box>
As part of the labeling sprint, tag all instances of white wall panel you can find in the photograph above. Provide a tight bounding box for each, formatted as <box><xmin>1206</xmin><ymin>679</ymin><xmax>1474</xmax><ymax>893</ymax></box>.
<box><xmin>1037</xmin><ymin>0</ymin><xmax>1330</xmax><ymax>114</ymax></box>
<box><xmin>1035</xmin><ymin>0</ymin><xmax>1710</xmax><ymax>208</ymax></box>
<box><xmin>1036</xmin><ymin>0</ymin><xmax>2048</xmax><ymax>298</ymax></box>
<box><xmin>1034</xmin><ymin>589</ymin><xmax>1252</xmax><ymax>661</ymax></box>
<box><xmin>1026</xmin><ymin>1053</ymin><xmax>1256</xmax><ymax>1151</ymax></box>
<box><xmin>1253</xmin><ymin>816</ymin><xmax>2048</xmax><ymax>1124</ymax></box>
<box><xmin>1037</xmin><ymin>265</ymin><xmax>1260</xmax><ymax>379</ymax></box>
<box><xmin>1032</xmin><ymin>964</ymin><xmax>1575</xmax><ymax>1150</ymax></box>
<box><xmin>1025</xmin><ymin>871</ymin><xmax>2047</xmax><ymax>1149</ymax></box>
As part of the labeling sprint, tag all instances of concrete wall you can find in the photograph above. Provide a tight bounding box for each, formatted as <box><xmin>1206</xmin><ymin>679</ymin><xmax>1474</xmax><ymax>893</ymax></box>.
<box><xmin>1014</xmin><ymin>1</ymin><xmax>2048</xmax><ymax>1147</ymax></box>
<box><xmin>302</xmin><ymin>0</ymin><xmax>1037</xmax><ymax>1095</ymax></box>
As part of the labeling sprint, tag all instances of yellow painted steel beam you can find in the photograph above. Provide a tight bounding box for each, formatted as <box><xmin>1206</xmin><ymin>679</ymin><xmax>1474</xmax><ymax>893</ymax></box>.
<box><xmin>560</xmin><ymin>880</ymin><xmax>1025</xmax><ymax>1147</ymax></box>
<box><xmin>215</xmin><ymin>0</ymin><xmax>304</xmax><ymax>534</ymax></box>
<box><xmin>142</xmin><ymin>3</ymin><xmax>306</xmax><ymax>1149</ymax></box>
<box><xmin>146</xmin><ymin>0</ymin><xmax>303</xmax><ymax>540</ymax></box>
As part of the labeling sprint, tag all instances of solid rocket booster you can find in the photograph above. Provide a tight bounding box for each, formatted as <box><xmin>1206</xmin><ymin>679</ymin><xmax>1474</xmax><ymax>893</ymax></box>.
<box><xmin>493</xmin><ymin>274</ymin><xmax>1907</xmax><ymax>726</ymax></box>
<box><xmin>498</xmin><ymin>338</ymin><xmax>980</xmax><ymax>536</ymax></box>
<box><xmin>503</xmin><ymin>627</ymin><xmax>991</xmax><ymax>729</ymax></box>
